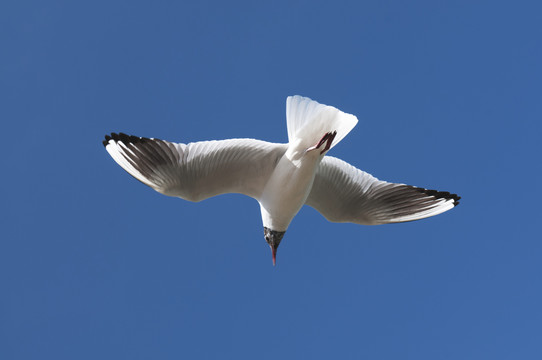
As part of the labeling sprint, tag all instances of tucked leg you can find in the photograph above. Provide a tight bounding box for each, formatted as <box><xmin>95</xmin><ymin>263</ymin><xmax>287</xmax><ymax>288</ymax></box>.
<box><xmin>307</xmin><ymin>131</ymin><xmax>338</xmax><ymax>154</ymax></box>
<box><xmin>319</xmin><ymin>131</ymin><xmax>337</xmax><ymax>154</ymax></box>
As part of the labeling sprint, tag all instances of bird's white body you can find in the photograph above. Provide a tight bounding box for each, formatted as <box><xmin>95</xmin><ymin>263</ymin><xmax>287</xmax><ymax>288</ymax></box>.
<box><xmin>103</xmin><ymin>95</ymin><xmax>460</xmax><ymax>264</ymax></box>
<box><xmin>258</xmin><ymin>95</ymin><xmax>359</xmax><ymax>231</ymax></box>
<box><xmin>259</xmin><ymin>143</ymin><xmax>322</xmax><ymax>231</ymax></box>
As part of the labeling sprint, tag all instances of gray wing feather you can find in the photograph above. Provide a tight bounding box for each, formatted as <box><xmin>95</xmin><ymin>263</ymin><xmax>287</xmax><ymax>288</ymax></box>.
<box><xmin>305</xmin><ymin>156</ymin><xmax>460</xmax><ymax>225</ymax></box>
<box><xmin>104</xmin><ymin>133</ymin><xmax>287</xmax><ymax>201</ymax></box>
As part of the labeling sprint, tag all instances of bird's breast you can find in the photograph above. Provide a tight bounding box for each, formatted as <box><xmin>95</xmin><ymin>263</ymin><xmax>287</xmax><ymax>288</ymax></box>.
<box><xmin>259</xmin><ymin>150</ymin><xmax>322</xmax><ymax>230</ymax></box>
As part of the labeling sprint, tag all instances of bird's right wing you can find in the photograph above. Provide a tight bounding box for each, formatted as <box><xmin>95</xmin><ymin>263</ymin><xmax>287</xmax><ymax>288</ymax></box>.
<box><xmin>103</xmin><ymin>133</ymin><xmax>287</xmax><ymax>201</ymax></box>
<box><xmin>305</xmin><ymin>156</ymin><xmax>460</xmax><ymax>225</ymax></box>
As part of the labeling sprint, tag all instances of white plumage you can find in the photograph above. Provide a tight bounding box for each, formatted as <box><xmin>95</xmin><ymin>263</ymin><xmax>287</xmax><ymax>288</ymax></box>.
<box><xmin>103</xmin><ymin>95</ymin><xmax>460</xmax><ymax>264</ymax></box>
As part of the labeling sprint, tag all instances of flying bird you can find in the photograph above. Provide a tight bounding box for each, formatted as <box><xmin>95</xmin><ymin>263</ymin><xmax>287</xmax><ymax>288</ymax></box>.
<box><xmin>103</xmin><ymin>96</ymin><xmax>460</xmax><ymax>265</ymax></box>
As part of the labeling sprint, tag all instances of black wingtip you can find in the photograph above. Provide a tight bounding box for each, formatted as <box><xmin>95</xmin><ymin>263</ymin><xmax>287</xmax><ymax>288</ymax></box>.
<box><xmin>414</xmin><ymin>187</ymin><xmax>461</xmax><ymax>206</ymax></box>
<box><xmin>103</xmin><ymin>132</ymin><xmax>153</xmax><ymax>147</ymax></box>
<box><xmin>102</xmin><ymin>134</ymin><xmax>112</xmax><ymax>147</ymax></box>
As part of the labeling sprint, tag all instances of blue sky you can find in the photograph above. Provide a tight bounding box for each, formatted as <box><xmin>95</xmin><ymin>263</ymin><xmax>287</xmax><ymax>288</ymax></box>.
<box><xmin>2</xmin><ymin>0</ymin><xmax>541</xmax><ymax>359</ymax></box>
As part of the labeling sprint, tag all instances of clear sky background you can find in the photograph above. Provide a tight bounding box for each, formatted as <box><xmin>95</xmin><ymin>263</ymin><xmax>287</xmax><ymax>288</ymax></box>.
<box><xmin>2</xmin><ymin>1</ymin><xmax>541</xmax><ymax>359</ymax></box>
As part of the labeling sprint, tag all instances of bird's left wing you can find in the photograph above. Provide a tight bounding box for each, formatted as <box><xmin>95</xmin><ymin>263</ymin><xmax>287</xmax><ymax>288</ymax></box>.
<box><xmin>305</xmin><ymin>156</ymin><xmax>460</xmax><ymax>225</ymax></box>
<box><xmin>103</xmin><ymin>133</ymin><xmax>287</xmax><ymax>201</ymax></box>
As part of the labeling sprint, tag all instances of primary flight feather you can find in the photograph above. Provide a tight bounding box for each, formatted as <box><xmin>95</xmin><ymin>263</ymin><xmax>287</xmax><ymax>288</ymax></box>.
<box><xmin>103</xmin><ymin>95</ymin><xmax>460</xmax><ymax>265</ymax></box>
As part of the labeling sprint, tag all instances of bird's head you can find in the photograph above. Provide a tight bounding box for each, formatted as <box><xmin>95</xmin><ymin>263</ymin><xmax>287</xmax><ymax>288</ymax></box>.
<box><xmin>264</xmin><ymin>227</ymin><xmax>285</xmax><ymax>266</ymax></box>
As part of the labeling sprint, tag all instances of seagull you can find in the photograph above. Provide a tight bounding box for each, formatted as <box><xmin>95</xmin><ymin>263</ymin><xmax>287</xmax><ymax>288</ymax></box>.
<box><xmin>103</xmin><ymin>95</ymin><xmax>460</xmax><ymax>265</ymax></box>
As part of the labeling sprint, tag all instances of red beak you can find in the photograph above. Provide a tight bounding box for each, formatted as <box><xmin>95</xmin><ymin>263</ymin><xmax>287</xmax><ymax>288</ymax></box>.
<box><xmin>271</xmin><ymin>245</ymin><xmax>277</xmax><ymax>266</ymax></box>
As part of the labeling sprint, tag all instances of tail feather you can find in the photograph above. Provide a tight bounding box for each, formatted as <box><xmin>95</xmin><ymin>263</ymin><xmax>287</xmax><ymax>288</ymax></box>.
<box><xmin>286</xmin><ymin>95</ymin><xmax>358</xmax><ymax>150</ymax></box>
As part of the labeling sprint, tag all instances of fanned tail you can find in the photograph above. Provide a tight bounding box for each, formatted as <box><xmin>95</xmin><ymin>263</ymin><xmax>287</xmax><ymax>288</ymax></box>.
<box><xmin>286</xmin><ymin>95</ymin><xmax>358</xmax><ymax>150</ymax></box>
